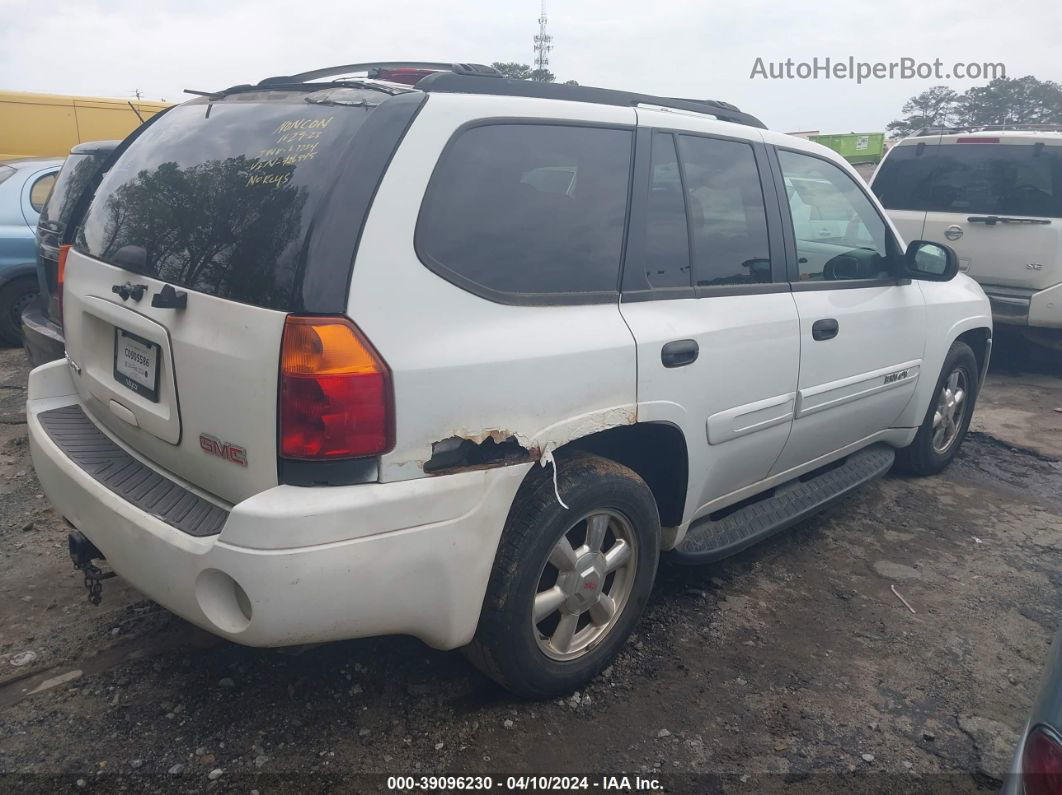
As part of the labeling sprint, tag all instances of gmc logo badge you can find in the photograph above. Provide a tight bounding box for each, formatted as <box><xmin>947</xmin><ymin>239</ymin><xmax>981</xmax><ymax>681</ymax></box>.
<box><xmin>199</xmin><ymin>433</ymin><xmax>248</xmax><ymax>467</ymax></box>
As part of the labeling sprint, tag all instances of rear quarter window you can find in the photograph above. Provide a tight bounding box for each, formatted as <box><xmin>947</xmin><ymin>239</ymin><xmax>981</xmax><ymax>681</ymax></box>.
<box><xmin>416</xmin><ymin>123</ymin><xmax>634</xmax><ymax>302</ymax></box>
<box><xmin>40</xmin><ymin>152</ymin><xmax>108</xmax><ymax>234</ymax></box>
<box><xmin>29</xmin><ymin>172</ymin><xmax>57</xmax><ymax>212</ymax></box>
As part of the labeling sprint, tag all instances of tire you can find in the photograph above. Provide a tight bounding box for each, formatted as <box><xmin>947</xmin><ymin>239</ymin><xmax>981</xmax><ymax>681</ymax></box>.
<box><xmin>895</xmin><ymin>341</ymin><xmax>979</xmax><ymax>476</ymax></box>
<box><xmin>0</xmin><ymin>276</ymin><xmax>38</xmax><ymax>346</ymax></box>
<box><xmin>465</xmin><ymin>452</ymin><xmax>660</xmax><ymax>698</ymax></box>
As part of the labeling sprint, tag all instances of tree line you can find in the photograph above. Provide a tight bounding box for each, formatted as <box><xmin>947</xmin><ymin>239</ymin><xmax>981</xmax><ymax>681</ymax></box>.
<box><xmin>888</xmin><ymin>76</ymin><xmax>1062</xmax><ymax>137</ymax></box>
<box><xmin>491</xmin><ymin>62</ymin><xmax>579</xmax><ymax>86</ymax></box>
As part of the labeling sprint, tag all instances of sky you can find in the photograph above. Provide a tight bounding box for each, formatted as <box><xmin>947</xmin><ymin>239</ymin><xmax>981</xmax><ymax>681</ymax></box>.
<box><xmin>2</xmin><ymin>0</ymin><xmax>1059</xmax><ymax>133</ymax></box>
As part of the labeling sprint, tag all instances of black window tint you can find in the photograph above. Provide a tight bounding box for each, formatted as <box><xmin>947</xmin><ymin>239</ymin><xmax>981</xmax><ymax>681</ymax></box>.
<box><xmin>778</xmin><ymin>150</ymin><xmax>893</xmax><ymax>282</ymax></box>
<box><xmin>40</xmin><ymin>153</ymin><xmax>107</xmax><ymax>233</ymax></box>
<box><xmin>77</xmin><ymin>91</ymin><xmax>387</xmax><ymax>310</ymax></box>
<box><xmin>643</xmin><ymin>133</ymin><xmax>691</xmax><ymax>289</ymax></box>
<box><xmin>874</xmin><ymin>142</ymin><xmax>1062</xmax><ymax>218</ymax></box>
<box><xmin>678</xmin><ymin>135</ymin><xmax>771</xmax><ymax>286</ymax></box>
<box><xmin>871</xmin><ymin>144</ymin><xmax>938</xmax><ymax>211</ymax></box>
<box><xmin>417</xmin><ymin>124</ymin><xmax>633</xmax><ymax>297</ymax></box>
<box><xmin>925</xmin><ymin>143</ymin><xmax>1062</xmax><ymax>217</ymax></box>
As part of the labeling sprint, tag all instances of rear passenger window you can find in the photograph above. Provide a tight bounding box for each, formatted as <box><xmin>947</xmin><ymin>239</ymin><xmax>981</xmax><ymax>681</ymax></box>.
<box><xmin>678</xmin><ymin>136</ymin><xmax>772</xmax><ymax>286</ymax></box>
<box><xmin>417</xmin><ymin>124</ymin><xmax>633</xmax><ymax>299</ymax></box>
<box><xmin>643</xmin><ymin>133</ymin><xmax>691</xmax><ymax>289</ymax></box>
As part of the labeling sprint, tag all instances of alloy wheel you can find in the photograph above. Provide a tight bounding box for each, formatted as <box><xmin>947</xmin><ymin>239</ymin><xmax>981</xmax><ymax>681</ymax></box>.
<box><xmin>532</xmin><ymin>509</ymin><xmax>638</xmax><ymax>661</ymax></box>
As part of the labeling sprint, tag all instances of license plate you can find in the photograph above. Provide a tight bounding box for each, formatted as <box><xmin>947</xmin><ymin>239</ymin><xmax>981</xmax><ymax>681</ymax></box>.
<box><xmin>113</xmin><ymin>328</ymin><xmax>160</xmax><ymax>402</ymax></box>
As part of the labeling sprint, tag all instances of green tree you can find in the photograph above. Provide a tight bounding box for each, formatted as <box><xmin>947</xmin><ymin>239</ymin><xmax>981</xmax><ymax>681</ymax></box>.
<box><xmin>956</xmin><ymin>76</ymin><xmax>1062</xmax><ymax>126</ymax></box>
<box><xmin>888</xmin><ymin>76</ymin><xmax>1062</xmax><ymax>137</ymax></box>
<box><xmin>886</xmin><ymin>86</ymin><xmax>959</xmax><ymax>137</ymax></box>
<box><xmin>529</xmin><ymin>68</ymin><xmax>556</xmax><ymax>83</ymax></box>
<box><xmin>491</xmin><ymin>62</ymin><xmax>532</xmax><ymax>80</ymax></box>
<box><xmin>491</xmin><ymin>61</ymin><xmax>566</xmax><ymax>84</ymax></box>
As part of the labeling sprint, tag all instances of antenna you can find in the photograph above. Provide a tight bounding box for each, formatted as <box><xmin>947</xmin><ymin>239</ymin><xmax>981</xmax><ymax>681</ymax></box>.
<box><xmin>533</xmin><ymin>0</ymin><xmax>553</xmax><ymax>74</ymax></box>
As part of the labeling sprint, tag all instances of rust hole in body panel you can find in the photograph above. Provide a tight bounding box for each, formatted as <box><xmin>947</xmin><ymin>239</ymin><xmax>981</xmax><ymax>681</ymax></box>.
<box><xmin>424</xmin><ymin>433</ymin><xmax>534</xmax><ymax>474</ymax></box>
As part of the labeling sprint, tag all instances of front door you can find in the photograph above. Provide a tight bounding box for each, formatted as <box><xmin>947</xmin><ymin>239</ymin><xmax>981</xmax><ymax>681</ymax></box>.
<box><xmin>618</xmin><ymin>122</ymin><xmax>800</xmax><ymax>521</ymax></box>
<box><xmin>770</xmin><ymin>147</ymin><xmax>926</xmax><ymax>475</ymax></box>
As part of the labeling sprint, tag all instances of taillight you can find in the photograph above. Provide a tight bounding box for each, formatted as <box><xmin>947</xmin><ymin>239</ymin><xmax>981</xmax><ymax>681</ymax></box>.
<box><xmin>57</xmin><ymin>244</ymin><xmax>71</xmax><ymax>328</ymax></box>
<box><xmin>279</xmin><ymin>316</ymin><xmax>393</xmax><ymax>460</ymax></box>
<box><xmin>1024</xmin><ymin>725</ymin><xmax>1062</xmax><ymax>795</ymax></box>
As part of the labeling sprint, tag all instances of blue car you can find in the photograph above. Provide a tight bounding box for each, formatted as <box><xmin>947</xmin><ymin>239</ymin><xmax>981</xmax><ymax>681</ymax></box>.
<box><xmin>0</xmin><ymin>156</ymin><xmax>63</xmax><ymax>344</ymax></box>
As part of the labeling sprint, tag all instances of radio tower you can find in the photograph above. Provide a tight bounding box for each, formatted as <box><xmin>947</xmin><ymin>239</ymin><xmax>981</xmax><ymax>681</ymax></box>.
<box><xmin>533</xmin><ymin>0</ymin><xmax>553</xmax><ymax>76</ymax></box>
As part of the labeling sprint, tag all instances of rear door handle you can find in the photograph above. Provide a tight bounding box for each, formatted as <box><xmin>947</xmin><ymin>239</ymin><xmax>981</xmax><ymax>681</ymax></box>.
<box><xmin>812</xmin><ymin>318</ymin><xmax>839</xmax><ymax>341</ymax></box>
<box><xmin>661</xmin><ymin>339</ymin><xmax>699</xmax><ymax>368</ymax></box>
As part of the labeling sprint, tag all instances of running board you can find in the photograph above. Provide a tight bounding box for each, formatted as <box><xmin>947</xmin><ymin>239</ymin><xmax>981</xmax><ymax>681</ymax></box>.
<box><xmin>672</xmin><ymin>444</ymin><xmax>896</xmax><ymax>565</ymax></box>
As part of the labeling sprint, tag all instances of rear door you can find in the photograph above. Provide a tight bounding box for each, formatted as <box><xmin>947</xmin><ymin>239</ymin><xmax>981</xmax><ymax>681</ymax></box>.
<box><xmin>64</xmin><ymin>88</ymin><xmax>424</xmax><ymax>504</ymax></box>
<box><xmin>618</xmin><ymin>116</ymin><xmax>800</xmax><ymax>519</ymax></box>
<box><xmin>918</xmin><ymin>136</ymin><xmax>1062</xmax><ymax>290</ymax></box>
<box><xmin>770</xmin><ymin>146</ymin><xmax>925</xmax><ymax>474</ymax></box>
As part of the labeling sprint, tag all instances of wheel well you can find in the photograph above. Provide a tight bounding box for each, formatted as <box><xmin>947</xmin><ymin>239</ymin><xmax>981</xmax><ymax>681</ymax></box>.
<box><xmin>956</xmin><ymin>327</ymin><xmax>990</xmax><ymax>377</ymax></box>
<box><xmin>560</xmin><ymin>422</ymin><xmax>688</xmax><ymax>527</ymax></box>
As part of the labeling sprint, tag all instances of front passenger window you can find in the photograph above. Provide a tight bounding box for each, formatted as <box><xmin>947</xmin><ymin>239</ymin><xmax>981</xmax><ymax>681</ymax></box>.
<box><xmin>778</xmin><ymin>150</ymin><xmax>893</xmax><ymax>282</ymax></box>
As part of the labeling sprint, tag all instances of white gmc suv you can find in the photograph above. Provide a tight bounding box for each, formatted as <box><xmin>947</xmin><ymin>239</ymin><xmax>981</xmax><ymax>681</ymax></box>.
<box><xmin>27</xmin><ymin>62</ymin><xmax>992</xmax><ymax>697</ymax></box>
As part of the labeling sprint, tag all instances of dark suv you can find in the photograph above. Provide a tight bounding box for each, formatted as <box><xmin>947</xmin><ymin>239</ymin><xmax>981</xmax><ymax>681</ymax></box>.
<box><xmin>22</xmin><ymin>140</ymin><xmax>119</xmax><ymax>366</ymax></box>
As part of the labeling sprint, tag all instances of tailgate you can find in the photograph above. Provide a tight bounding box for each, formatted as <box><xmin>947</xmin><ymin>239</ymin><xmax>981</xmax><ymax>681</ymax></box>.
<box><xmin>63</xmin><ymin>250</ymin><xmax>285</xmax><ymax>504</ymax></box>
<box><xmin>60</xmin><ymin>87</ymin><xmax>422</xmax><ymax>503</ymax></box>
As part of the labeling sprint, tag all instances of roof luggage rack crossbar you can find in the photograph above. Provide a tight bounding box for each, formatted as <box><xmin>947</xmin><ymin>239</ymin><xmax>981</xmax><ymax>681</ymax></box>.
<box><xmin>415</xmin><ymin>72</ymin><xmax>766</xmax><ymax>129</ymax></box>
<box><xmin>258</xmin><ymin>62</ymin><xmax>501</xmax><ymax>86</ymax></box>
<box><xmin>914</xmin><ymin>123</ymin><xmax>1062</xmax><ymax>136</ymax></box>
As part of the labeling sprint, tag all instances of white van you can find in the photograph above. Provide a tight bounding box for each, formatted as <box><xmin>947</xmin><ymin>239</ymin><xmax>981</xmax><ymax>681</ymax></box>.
<box><xmin>872</xmin><ymin>127</ymin><xmax>1062</xmax><ymax>347</ymax></box>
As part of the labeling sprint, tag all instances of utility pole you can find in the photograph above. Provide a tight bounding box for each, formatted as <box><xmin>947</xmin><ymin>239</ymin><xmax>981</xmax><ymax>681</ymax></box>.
<box><xmin>533</xmin><ymin>0</ymin><xmax>553</xmax><ymax>75</ymax></box>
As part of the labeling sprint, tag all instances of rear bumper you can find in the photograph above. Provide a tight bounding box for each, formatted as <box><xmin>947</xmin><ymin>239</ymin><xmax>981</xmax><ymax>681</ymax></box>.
<box><xmin>983</xmin><ymin>282</ymin><xmax>1062</xmax><ymax>329</ymax></box>
<box><xmin>27</xmin><ymin>359</ymin><xmax>529</xmax><ymax>650</ymax></box>
<box><xmin>20</xmin><ymin>301</ymin><xmax>64</xmax><ymax>367</ymax></box>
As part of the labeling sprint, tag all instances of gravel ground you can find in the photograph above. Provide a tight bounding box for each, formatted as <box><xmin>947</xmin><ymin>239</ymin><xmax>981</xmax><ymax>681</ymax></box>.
<box><xmin>0</xmin><ymin>328</ymin><xmax>1060</xmax><ymax>794</ymax></box>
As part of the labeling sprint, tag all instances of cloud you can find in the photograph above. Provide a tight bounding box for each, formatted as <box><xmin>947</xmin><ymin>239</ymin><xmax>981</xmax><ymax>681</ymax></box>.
<box><xmin>1</xmin><ymin>0</ymin><xmax>1059</xmax><ymax>131</ymax></box>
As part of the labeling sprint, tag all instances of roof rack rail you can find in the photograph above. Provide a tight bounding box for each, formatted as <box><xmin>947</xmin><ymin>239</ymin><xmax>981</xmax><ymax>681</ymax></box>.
<box><xmin>251</xmin><ymin>60</ymin><xmax>763</xmax><ymax>128</ymax></box>
<box><xmin>415</xmin><ymin>72</ymin><xmax>766</xmax><ymax>129</ymax></box>
<box><xmin>258</xmin><ymin>62</ymin><xmax>500</xmax><ymax>86</ymax></box>
<box><xmin>913</xmin><ymin>123</ymin><xmax>1062</xmax><ymax>136</ymax></box>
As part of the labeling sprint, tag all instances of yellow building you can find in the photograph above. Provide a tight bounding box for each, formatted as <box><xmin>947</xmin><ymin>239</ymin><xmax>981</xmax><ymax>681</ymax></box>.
<box><xmin>0</xmin><ymin>90</ymin><xmax>170</xmax><ymax>160</ymax></box>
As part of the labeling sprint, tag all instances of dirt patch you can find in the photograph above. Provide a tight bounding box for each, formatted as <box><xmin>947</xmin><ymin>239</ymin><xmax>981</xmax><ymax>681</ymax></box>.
<box><xmin>0</xmin><ymin>345</ymin><xmax>1059</xmax><ymax>793</ymax></box>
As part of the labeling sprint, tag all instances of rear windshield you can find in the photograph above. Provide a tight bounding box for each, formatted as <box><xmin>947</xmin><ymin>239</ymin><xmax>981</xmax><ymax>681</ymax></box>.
<box><xmin>873</xmin><ymin>142</ymin><xmax>1062</xmax><ymax>218</ymax></box>
<box><xmin>39</xmin><ymin>152</ymin><xmax>106</xmax><ymax>234</ymax></box>
<box><xmin>77</xmin><ymin>90</ymin><xmax>387</xmax><ymax>310</ymax></box>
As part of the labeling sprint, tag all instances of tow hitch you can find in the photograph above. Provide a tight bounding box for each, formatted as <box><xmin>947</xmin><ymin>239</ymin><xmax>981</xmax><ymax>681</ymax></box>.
<box><xmin>68</xmin><ymin>530</ymin><xmax>115</xmax><ymax>606</ymax></box>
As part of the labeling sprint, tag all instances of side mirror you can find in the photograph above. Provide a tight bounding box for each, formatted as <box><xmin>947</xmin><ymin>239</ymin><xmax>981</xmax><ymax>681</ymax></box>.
<box><xmin>904</xmin><ymin>240</ymin><xmax>959</xmax><ymax>282</ymax></box>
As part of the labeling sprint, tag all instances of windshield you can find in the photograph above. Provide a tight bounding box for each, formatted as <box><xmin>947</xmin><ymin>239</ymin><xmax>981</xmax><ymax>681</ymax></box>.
<box><xmin>77</xmin><ymin>90</ymin><xmax>388</xmax><ymax>310</ymax></box>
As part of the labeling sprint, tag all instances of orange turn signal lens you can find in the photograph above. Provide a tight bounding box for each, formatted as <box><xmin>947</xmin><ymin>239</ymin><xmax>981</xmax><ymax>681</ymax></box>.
<box><xmin>279</xmin><ymin>316</ymin><xmax>393</xmax><ymax>460</ymax></box>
